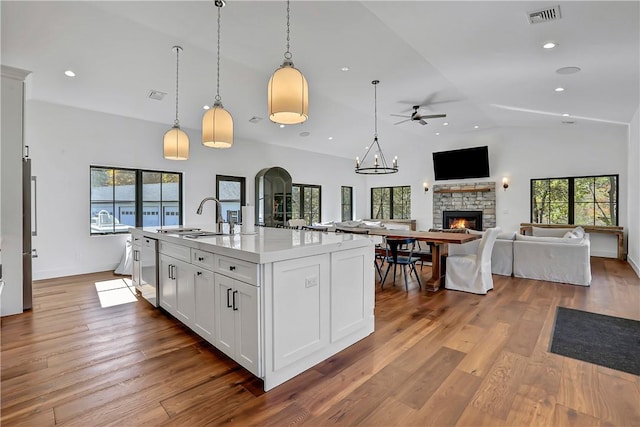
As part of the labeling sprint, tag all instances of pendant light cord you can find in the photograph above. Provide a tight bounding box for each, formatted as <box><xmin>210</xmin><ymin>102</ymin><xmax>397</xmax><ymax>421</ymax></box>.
<box><xmin>174</xmin><ymin>46</ymin><xmax>181</xmax><ymax>126</ymax></box>
<box><xmin>216</xmin><ymin>4</ymin><xmax>222</xmax><ymax>102</ymax></box>
<box><xmin>373</xmin><ymin>80</ymin><xmax>379</xmax><ymax>138</ymax></box>
<box><xmin>284</xmin><ymin>0</ymin><xmax>292</xmax><ymax>60</ymax></box>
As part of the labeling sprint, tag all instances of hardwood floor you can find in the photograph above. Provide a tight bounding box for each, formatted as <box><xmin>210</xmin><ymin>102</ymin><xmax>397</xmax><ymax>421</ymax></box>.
<box><xmin>2</xmin><ymin>258</ymin><xmax>639</xmax><ymax>426</ymax></box>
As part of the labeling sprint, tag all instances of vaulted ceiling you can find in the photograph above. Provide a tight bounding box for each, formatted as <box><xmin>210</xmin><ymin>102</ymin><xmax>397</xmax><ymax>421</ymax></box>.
<box><xmin>2</xmin><ymin>1</ymin><xmax>638</xmax><ymax>159</ymax></box>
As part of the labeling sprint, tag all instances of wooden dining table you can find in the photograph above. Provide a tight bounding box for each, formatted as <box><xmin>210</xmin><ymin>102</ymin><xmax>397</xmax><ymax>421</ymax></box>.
<box><xmin>366</xmin><ymin>229</ymin><xmax>481</xmax><ymax>292</ymax></box>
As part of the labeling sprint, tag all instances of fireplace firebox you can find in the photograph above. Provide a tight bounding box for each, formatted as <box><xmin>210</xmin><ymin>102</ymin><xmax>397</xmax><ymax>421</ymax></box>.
<box><xmin>443</xmin><ymin>210</ymin><xmax>483</xmax><ymax>231</ymax></box>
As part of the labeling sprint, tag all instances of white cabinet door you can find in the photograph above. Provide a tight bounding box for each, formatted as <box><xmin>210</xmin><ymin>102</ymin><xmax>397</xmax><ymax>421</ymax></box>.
<box><xmin>330</xmin><ymin>247</ymin><xmax>372</xmax><ymax>342</ymax></box>
<box><xmin>234</xmin><ymin>280</ymin><xmax>259</xmax><ymax>376</ymax></box>
<box><xmin>174</xmin><ymin>259</ymin><xmax>195</xmax><ymax>325</ymax></box>
<box><xmin>193</xmin><ymin>268</ymin><xmax>215</xmax><ymax>344</ymax></box>
<box><xmin>214</xmin><ymin>272</ymin><xmax>235</xmax><ymax>359</ymax></box>
<box><xmin>159</xmin><ymin>253</ymin><xmax>177</xmax><ymax>313</ymax></box>
<box><xmin>271</xmin><ymin>254</ymin><xmax>330</xmax><ymax>371</ymax></box>
<box><xmin>214</xmin><ymin>272</ymin><xmax>260</xmax><ymax>377</ymax></box>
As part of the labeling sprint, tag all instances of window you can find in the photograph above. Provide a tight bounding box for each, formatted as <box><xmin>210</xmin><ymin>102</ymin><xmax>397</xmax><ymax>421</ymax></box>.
<box><xmin>531</xmin><ymin>174</ymin><xmax>618</xmax><ymax>226</ymax></box>
<box><xmin>341</xmin><ymin>186</ymin><xmax>353</xmax><ymax>222</ymax></box>
<box><xmin>90</xmin><ymin>166</ymin><xmax>182</xmax><ymax>234</ymax></box>
<box><xmin>216</xmin><ymin>175</ymin><xmax>246</xmax><ymax>223</ymax></box>
<box><xmin>292</xmin><ymin>184</ymin><xmax>321</xmax><ymax>225</ymax></box>
<box><xmin>371</xmin><ymin>186</ymin><xmax>411</xmax><ymax>219</ymax></box>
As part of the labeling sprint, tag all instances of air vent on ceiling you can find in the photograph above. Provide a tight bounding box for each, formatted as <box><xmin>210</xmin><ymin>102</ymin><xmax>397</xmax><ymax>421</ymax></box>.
<box><xmin>248</xmin><ymin>116</ymin><xmax>263</xmax><ymax>124</ymax></box>
<box><xmin>527</xmin><ymin>5</ymin><xmax>561</xmax><ymax>24</ymax></box>
<box><xmin>148</xmin><ymin>90</ymin><xmax>166</xmax><ymax>101</ymax></box>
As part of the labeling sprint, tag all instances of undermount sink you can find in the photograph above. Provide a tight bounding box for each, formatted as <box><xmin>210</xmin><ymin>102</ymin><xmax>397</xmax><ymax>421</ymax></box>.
<box><xmin>182</xmin><ymin>231</ymin><xmax>226</xmax><ymax>238</ymax></box>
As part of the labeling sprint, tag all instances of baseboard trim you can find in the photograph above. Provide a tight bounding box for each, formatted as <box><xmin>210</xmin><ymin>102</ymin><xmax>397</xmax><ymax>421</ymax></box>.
<box><xmin>627</xmin><ymin>256</ymin><xmax>640</xmax><ymax>279</ymax></box>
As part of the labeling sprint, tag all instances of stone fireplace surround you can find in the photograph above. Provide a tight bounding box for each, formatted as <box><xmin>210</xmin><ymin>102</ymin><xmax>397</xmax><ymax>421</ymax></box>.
<box><xmin>432</xmin><ymin>182</ymin><xmax>496</xmax><ymax>231</ymax></box>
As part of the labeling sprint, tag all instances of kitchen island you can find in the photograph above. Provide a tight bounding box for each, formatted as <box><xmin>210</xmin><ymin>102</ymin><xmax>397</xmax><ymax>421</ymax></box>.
<box><xmin>130</xmin><ymin>225</ymin><xmax>375</xmax><ymax>391</ymax></box>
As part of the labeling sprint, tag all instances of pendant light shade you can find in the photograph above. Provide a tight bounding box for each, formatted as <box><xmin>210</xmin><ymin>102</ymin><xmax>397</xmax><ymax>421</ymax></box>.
<box><xmin>163</xmin><ymin>126</ymin><xmax>190</xmax><ymax>160</ymax></box>
<box><xmin>163</xmin><ymin>45</ymin><xmax>189</xmax><ymax>160</ymax></box>
<box><xmin>203</xmin><ymin>0</ymin><xmax>234</xmax><ymax>149</ymax></box>
<box><xmin>268</xmin><ymin>0</ymin><xmax>309</xmax><ymax>125</ymax></box>
<box><xmin>202</xmin><ymin>101</ymin><xmax>233</xmax><ymax>148</ymax></box>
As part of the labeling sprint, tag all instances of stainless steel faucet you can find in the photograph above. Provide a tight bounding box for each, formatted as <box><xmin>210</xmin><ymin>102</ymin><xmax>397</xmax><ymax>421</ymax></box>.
<box><xmin>196</xmin><ymin>197</ymin><xmax>224</xmax><ymax>234</ymax></box>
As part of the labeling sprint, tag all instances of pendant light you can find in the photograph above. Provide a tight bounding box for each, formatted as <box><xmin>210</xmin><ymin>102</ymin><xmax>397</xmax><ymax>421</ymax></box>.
<box><xmin>163</xmin><ymin>46</ymin><xmax>189</xmax><ymax>160</ymax></box>
<box><xmin>203</xmin><ymin>0</ymin><xmax>233</xmax><ymax>148</ymax></box>
<box><xmin>355</xmin><ymin>80</ymin><xmax>398</xmax><ymax>175</ymax></box>
<box><xmin>268</xmin><ymin>0</ymin><xmax>309</xmax><ymax>125</ymax></box>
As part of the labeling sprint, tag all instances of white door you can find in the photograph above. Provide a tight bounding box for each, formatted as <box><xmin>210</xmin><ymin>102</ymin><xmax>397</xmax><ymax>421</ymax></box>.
<box><xmin>194</xmin><ymin>269</ymin><xmax>215</xmax><ymax>344</ymax></box>
<box><xmin>214</xmin><ymin>273</ymin><xmax>235</xmax><ymax>359</ymax></box>
<box><xmin>234</xmin><ymin>280</ymin><xmax>260</xmax><ymax>376</ymax></box>
<box><xmin>159</xmin><ymin>254</ymin><xmax>177</xmax><ymax>313</ymax></box>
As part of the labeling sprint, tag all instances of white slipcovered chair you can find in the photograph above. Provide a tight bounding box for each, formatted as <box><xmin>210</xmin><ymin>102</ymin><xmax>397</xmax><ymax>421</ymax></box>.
<box><xmin>445</xmin><ymin>227</ymin><xmax>501</xmax><ymax>295</ymax></box>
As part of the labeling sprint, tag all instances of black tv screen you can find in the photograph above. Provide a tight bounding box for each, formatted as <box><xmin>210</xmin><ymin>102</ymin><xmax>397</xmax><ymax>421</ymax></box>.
<box><xmin>433</xmin><ymin>146</ymin><xmax>490</xmax><ymax>181</ymax></box>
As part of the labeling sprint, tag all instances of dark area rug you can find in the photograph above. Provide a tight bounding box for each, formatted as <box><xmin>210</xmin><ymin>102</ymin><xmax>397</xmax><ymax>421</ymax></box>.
<box><xmin>549</xmin><ymin>307</ymin><xmax>640</xmax><ymax>375</ymax></box>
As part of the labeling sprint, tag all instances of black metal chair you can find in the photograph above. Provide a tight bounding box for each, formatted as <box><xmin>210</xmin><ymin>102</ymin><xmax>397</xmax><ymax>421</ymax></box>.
<box><xmin>381</xmin><ymin>237</ymin><xmax>422</xmax><ymax>291</ymax></box>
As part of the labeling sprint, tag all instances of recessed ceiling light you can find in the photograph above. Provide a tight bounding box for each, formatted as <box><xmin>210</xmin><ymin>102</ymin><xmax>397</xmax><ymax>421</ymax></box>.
<box><xmin>203</xmin><ymin>105</ymin><xmax>210</xmax><ymax>110</ymax></box>
<box><xmin>474</xmin><ymin>125</ymin><xmax>479</xmax><ymax>129</ymax></box>
<box><xmin>543</xmin><ymin>41</ymin><xmax>557</xmax><ymax>49</ymax></box>
<box><xmin>556</xmin><ymin>66</ymin><xmax>581</xmax><ymax>75</ymax></box>
<box><xmin>435</xmin><ymin>132</ymin><xmax>440</xmax><ymax>136</ymax></box>
<box><xmin>555</xmin><ymin>87</ymin><xmax>565</xmax><ymax>92</ymax></box>
<box><xmin>300</xmin><ymin>131</ymin><xmax>310</xmax><ymax>137</ymax></box>
<box><xmin>64</xmin><ymin>70</ymin><xmax>76</xmax><ymax>77</ymax></box>
<box><xmin>248</xmin><ymin>116</ymin><xmax>263</xmax><ymax>124</ymax></box>
<box><xmin>279</xmin><ymin>124</ymin><xmax>285</xmax><ymax>128</ymax></box>
<box><xmin>341</xmin><ymin>66</ymin><xmax>349</xmax><ymax>72</ymax></box>
<box><xmin>365</xmin><ymin>146</ymin><xmax>369</xmax><ymax>150</ymax></box>
<box><xmin>443</xmin><ymin>122</ymin><xmax>449</xmax><ymax>126</ymax></box>
<box><xmin>328</xmin><ymin>136</ymin><xmax>333</xmax><ymax>140</ymax></box>
<box><xmin>562</xmin><ymin>113</ymin><xmax>570</xmax><ymax>117</ymax></box>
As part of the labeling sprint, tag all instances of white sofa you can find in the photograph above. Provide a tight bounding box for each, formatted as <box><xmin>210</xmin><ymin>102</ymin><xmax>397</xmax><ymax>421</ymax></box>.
<box><xmin>513</xmin><ymin>226</ymin><xmax>591</xmax><ymax>286</ymax></box>
<box><xmin>448</xmin><ymin>230</ymin><xmax>516</xmax><ymax>276</ymax></box>
<box><xmin>448</xmin><ymin>226</ymin><xmax>592</xmax><ymax>286</ymax></box>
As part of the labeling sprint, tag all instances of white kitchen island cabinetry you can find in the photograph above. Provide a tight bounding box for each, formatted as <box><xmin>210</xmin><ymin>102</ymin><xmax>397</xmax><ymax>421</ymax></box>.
<box><xmin>131</xmin><ymin>226</ymin><xmax>375</xmax><ymax>391</ymax></box>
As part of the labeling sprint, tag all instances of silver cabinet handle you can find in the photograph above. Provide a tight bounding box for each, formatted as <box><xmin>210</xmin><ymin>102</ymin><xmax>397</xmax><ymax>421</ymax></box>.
<box><xmin>31</xmin><ymin>176</ymin><xmax>37</xmax><ymax>236</ymax></box>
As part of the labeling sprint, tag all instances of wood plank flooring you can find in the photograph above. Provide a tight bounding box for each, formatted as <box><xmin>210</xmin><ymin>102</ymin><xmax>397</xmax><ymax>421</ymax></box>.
<box><xmin>2</xmin><ymin>258</ymin><xmax>639</xmax><ymax>426</ymax></box>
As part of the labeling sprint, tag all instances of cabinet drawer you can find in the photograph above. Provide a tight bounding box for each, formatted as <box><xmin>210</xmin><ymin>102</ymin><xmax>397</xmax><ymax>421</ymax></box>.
<box><xmin>214</xmin><ymin>254</ymin><xmax>258</xmax><ymax>285</ymax></box>
<box><xmin>159</xmin><ymin>241</ymin><xmax>190</xmax><ymax>262</ymax></box>
<box><xmin>191</xmin><ymin>248</ymin><xmax>215</xmax><ymax>271</ymax></box>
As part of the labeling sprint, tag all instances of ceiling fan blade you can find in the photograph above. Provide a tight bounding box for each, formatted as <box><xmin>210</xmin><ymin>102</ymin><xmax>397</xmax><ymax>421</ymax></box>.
<box><xmin>418</xmin><ymin>119</ymin><xmax>428</xmax><ymax>125</ymax></box>
<box><xmin>390</xmin><ymin>114</ymin><xmax>410</xmax><ymax>118</ymax></box>
<box><xmin>393</xmin><ymin>119</ymin><xmax>411</xmax><ymax>125</ymax></box>
<box><xmin>421</xmin><ymin>114</ymin><xmax>447</xmax><ymax>119</ymax></box>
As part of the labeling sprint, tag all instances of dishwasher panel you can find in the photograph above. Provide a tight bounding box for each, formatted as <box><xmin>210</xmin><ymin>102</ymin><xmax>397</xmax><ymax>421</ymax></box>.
<box><xmin>137</xmin><ymin>237</ymin><xmax>158</xmax><ymax>307</ymax></box>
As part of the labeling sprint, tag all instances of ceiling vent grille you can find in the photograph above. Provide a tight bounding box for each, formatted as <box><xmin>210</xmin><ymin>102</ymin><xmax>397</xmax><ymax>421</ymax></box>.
<box><xmin>148</xmin><ymin>90</ymin><xmax>166</xmax><ymax>101</ymax></box>
<box><xmin>527</xmin><ymin>5</ymin><xmax>561</xmax><ymax>24</ymax></box>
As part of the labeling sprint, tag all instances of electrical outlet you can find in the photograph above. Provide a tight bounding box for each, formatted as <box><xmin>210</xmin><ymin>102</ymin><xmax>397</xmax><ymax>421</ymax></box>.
<box><xmin>305</xmin><ymin>276</ymin><xmax>318</xmax><ymax>288</ymax></box>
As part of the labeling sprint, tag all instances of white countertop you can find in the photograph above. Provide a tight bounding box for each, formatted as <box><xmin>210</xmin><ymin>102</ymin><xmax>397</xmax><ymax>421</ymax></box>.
<box><xmin>132</xmin><ymin>225</ymin><xmax>374</xmax><ymax>264</ymax></box>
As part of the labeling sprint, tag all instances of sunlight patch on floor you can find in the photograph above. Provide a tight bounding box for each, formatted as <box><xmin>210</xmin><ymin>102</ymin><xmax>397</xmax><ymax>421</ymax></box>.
<box><xmin>95</xmin><ymin>278</ymin><xmax>137</xmax><ymax>308</ymax></box>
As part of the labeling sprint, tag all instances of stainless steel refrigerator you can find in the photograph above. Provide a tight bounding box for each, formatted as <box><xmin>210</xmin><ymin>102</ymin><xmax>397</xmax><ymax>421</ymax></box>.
<box><xmin>22</xmin><ymin>157</ymin><xmax>35</xmax><ymax>310</ymax></box>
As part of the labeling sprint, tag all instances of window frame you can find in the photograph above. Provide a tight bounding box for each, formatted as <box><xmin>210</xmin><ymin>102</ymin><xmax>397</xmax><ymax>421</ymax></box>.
<box><xmin>370</xmin><ymin>185</ymin><xmax>411</xmax><ymax>219</ymax></box>
<box><xmin>341</xmin><ymin>186</ymin><xmax>353</xmax><ymax>222</ymax></box>
<box><xmin>90</xmin><ymin>165</ymin><xmax>183</xmax><ymax>235</ymax></box>
<box><xmin>216</xmin><ymin>175</ymin><xmax>246</xmax><ymax>223</ymax></box>
<box><xmin>530</xmin><ymin>174</ymin><xmax>619</xmax><ymax>226</ymax></box>
<box><xmin>292</xmin><ymin>183</ymin><xmax>322</xmax><ymax>225</ymax></box>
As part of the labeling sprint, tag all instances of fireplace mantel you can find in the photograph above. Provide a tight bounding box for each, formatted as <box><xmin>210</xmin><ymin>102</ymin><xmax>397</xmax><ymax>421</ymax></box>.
<box><xmin>434</xmin><ymin>187</ymin><xmax>492</xmax><ymax>194</ymax></box>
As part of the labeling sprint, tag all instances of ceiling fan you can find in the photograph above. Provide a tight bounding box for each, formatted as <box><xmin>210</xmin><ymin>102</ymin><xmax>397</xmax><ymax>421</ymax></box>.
<box><xmin>391</xmin><ymin>105</ymin><xmax>446</xmax><ymax>125</ymax></box>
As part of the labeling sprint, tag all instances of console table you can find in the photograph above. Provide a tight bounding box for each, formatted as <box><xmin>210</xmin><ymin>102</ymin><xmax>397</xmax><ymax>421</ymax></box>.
<box><xmin>519</xmin><ymin>223</ymin><xmax>625</xmax><ymax>260</ymax></box>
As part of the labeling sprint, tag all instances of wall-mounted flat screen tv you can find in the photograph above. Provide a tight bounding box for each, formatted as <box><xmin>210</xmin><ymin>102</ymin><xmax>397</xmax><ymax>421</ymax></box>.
<box><xmin>433</xmin><ymin>146</ymin><xmax>490</xmax><ymax>181</ymax></box>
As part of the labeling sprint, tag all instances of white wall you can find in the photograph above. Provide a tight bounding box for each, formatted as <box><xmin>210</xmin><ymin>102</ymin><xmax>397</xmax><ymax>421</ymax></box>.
<box><xmin>627</xmin><ymin>106</ymin><xmax>640</xmax><ymax>277</ymax></box>
<box><xmin>25</xmin><ymin>100</ymin><xmax>634</xmax><ymax>280</ymax></box>
<box><xmin>26</xmin><ymin>100</ymin><xmax>366</xmax><ymax>280</ymax></box>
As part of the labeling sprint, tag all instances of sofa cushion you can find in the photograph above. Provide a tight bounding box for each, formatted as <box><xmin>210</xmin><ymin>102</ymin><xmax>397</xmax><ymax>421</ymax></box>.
<box><xmin>572</xmin><ymin>226</ymin><xmax>586</xmax><ymax>238</ymax></box>
<box><xmin>563</xmin><ymin>231</ymin><xmax>579</xmax><ymax>239</ymax></box>
<box><xmin>515</xmin><ymin>234</ymin><xmax>583</xmax><ymax>244</ymax></box>
<box><xmin>468</xmin><ymin>229</ymin><xmax>516</xmax><ymax>241</ymax></box>
<box><xmin>532</xmin><ymin>226</ymin><xmax>574</xmax><ymax>237</ymax></box>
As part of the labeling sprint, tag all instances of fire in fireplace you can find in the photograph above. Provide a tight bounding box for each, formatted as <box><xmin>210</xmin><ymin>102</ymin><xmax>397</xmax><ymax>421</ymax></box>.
<box><xmin>443</xmin><ymin>210</ymin><xmax>483</xmax><ymax>231</ymax></box>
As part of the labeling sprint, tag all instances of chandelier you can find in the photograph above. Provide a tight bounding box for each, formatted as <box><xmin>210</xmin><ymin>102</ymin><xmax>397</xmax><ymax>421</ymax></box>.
<box><xmin>355</xmin><ymin>80</ymin><xmax>398</xmax><ymax>174</ymax></box>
